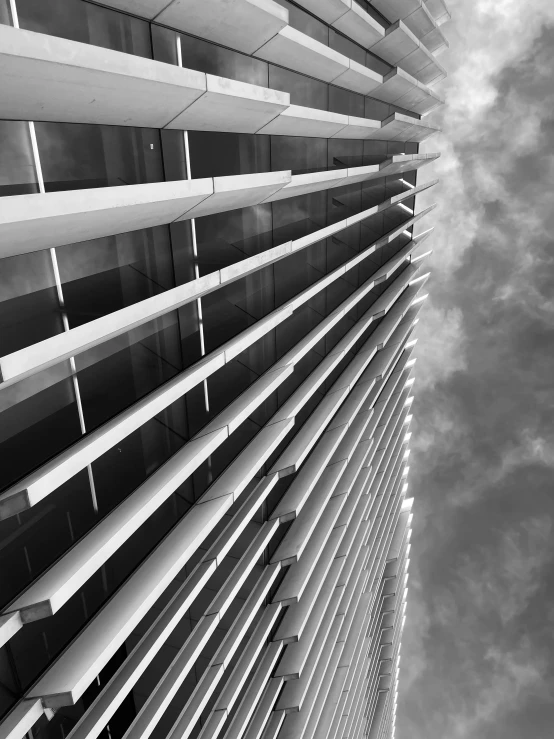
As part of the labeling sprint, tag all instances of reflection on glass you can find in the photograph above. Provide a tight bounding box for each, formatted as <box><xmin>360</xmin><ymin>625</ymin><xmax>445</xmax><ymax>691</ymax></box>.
<box><xmin>151</xmin><ymin>24</ymin><xmax>269</xmax><ymax>86</ymax></box>
<box><xmin>0</xmin><ymin>121</ymin><xmax>39</xmax><ymax>196</ymax></box>
<box><xmin>34</xmin><ymin>122</ymin><xmax>164</xmax><ymax>192</ymax></box>
<box><xmin>55</xmin><ymin>227</ymin><xmax>175</xmax><ymax>329</ymax></box>
<box><xmin>188</xmin><ymin>131</ymin><xmax>270</xmax><ymax>179</ymax></box>
<box><xmin>17</xmin><ymin>0</ymin><xmax>152</xmax><ymax>57</ymax></box>
<box><xmin>0</xmin><ymin>0</ymin><xmax>12</xmax><ymax>25</ymax></box>
<box><xmin>269</xmin><ymin>64</ymin><xmax>328</xmax><ymax>110</ymax></box>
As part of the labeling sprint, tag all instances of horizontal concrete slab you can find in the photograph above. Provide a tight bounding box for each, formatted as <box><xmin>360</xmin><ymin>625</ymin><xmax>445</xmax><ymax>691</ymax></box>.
<box><xmin>331</xmin><ymin>115</ymin><xmax>381</xmax><ymax>139</ymax></box>
<box><xmin>167</xmin><ymin>74</ymin><xmax>289</xmax><ymax>132</ymax></box>
<box><xmin>331</xmin><ymin>58</ymin><xmax>384</xmax><ymax>95</ymax></box>
<box><xmin>0</xmin><ymin>179</ymin><xmax>214</xmax><ymax>258</ymax></box>
<box><xmin>257</xmin><ymin>104</ymin><xmax>348</xmax><ymax>137</ymax></box>
<box><xmin>378</xmin><ymin>112</ymin><xmax>440</xmax><ymax>142</ymax></box>
<box><xmin>155</xmin><ymin>0</ymin><xmax>288</xmax><ymax>55</ymax></box>
<box><xmin>0</xmin><ymin>24</ymin><xmax>206</xmax><ymax>127</ymax></box>
<box><xmin>178</xmin><ymin>171</ymin><xmax>290</xmax><ymax>219</ymax></box>
<box><xmin>263</xmin><ymin>169</ymin><xmax>349</xmax><ymax>201</ymax></box>
<box><xmin>332</xmin><ymin>2</ymin><xmax>385</xmax><ymax>48</ymax></box>
<box><xmin>369</xmin><ymin>21</ymin><xmax>446</xmax><ymax>86</ymax></box>
<box><xmin>256</xmin><ymin>25</ymin><xmax>349</xmax><ymax>82</ymax></box>
<box><xmin>372</xmin><ymin>67</ymin><xmax>444</xmax><ymax>115</ymax></box>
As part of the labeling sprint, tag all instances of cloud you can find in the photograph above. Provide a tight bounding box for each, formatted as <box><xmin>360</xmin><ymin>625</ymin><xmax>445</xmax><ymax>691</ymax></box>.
<box><xmin>396</xmin><ymin>3</ymin><xmax>554</xmax><ymax>739</ymax></box>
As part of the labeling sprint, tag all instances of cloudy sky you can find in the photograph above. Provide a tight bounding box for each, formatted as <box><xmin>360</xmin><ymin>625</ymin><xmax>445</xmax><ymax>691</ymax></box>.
<box><xmin>398</xmin><ymin>1</ymin><xmax>554</xmax><ymax>737</ymax></box>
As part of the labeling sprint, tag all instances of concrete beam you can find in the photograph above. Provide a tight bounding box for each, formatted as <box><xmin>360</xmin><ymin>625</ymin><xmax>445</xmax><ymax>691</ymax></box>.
<box><xmin>369</xmin><ymin>21</ymin><xmax>446</xmax><ymax>86</ymax></box>
<box><xmin>0</xmin><ymin>24</ymin><xmax>206</xmax><ymax>127</ymax></box>
<box><xmin>0</xmin><ymin>172</ymin><xmax>291</xmax><ymax>259</ymax></box>
<box><xmin>372</xmin><ymin>67</ymin><xmax>444</xmax><ymax>115</ymax></box>
<box><xmin>256</xmin><ymin>25</ymin><xmax>350</xmax><ymax>82</ymax></box>
<box><xmin>332</xmin><ymin>59</ymin><xmax>384</xmax><ymax>95</ymax></box>
<box><xmin>379</xmin><ymin>111</ymin><xmax>440</xmax><ymax>141</ymax></box>
<box><xmin>166</xmin><ymin>74</ymin><xmax>289</xmax><ymax>133</ymax></box>
<box><xmin>0</xmin><ymin>179</ymin><xmax>214</xmax><ymax>258</ymax></box>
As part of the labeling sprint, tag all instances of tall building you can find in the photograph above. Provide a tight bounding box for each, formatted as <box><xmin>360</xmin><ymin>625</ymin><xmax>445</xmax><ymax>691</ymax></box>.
<box><xmin>0</xmin><ymin>2</ymin><xmax>448</xmax><ymax>739</ymax></box>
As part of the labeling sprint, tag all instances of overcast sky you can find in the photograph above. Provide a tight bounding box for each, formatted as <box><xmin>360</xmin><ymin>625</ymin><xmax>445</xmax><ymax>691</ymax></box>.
<box><xmin>397</xmin><ymin>1</ymin><xmax>554</xmax><ymax>737</ymax></box>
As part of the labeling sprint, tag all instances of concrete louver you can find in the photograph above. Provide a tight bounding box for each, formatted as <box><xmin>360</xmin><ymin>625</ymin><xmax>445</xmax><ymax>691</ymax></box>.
<box><xmin>0</xmin><ymin>155</ymin><xmax>438</xmax><ymax>260</ymax></box>
<box><xmin>370</xmin><ymin>0</ymin><xmax>449</xmax><ymax>55</ymax></box>
<box><xmin>0</xmin><ymin>200</ymin><xmax>436</xmax><ymax>394</ymax></box>
<box><xmin>1</xmin><ymin>267</ymin><xmax>421</xmax><ymax>739</ymax></box>
<box><xmin>95</xmin><ymin>0</ymin><xmax>444</xmax><ymax>90</ymax></box>
<box><xmin>0</xmin><ymin>24</ymin><xmax>444</xmax><ymax>132</ymax></box>
<box><xmin>31</xmin><ymin>0</ymin><xmax>443</xmax><ymax>115</ymax></box>
<box><xmin>0</xmin><ymin>209</ymin><xmax>434</xmax><ymax>522</ymax></box>
<box><xmin>369</xmin><ymin>21</ymin><xmax>446</xmax><ymax>86</ymax></box>
<box><xmin>7</xmin><ymin>262</ymin><xmax>424</xmax><ymax>707</ymax></box>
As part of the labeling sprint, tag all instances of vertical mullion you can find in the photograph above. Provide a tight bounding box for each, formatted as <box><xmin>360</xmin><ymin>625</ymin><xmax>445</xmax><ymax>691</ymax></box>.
<box><xmin>179</xmin><ymin>36</ymin><xmax>210</xmax><ymax>414</ymax></box>
<box><xmin>17</xmin><ymin>4</ymin><xmax>99</xmax><ymax>512</ymax></box>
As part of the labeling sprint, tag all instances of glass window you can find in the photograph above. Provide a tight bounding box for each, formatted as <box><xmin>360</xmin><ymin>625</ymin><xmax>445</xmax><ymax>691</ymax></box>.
<box><xmin>271</xmin><ymin>191</ymin><xmax>328</xmax><ymax>244</ymax></box>
<box><xmin>329</xmin><ymin>85</ymin><xmax>365</xmax><ymax>118</ymax></box>
<box><xmin>329</xmin><ymin>28</ymin><xmax>365</xmax><ymax>65</ymax></box>
<box><xmin>16</xmin><ymin>0</ymin><xmax>152</xmax><ymax>57</ymax></box>
<box><xmin>270</xmin><ymin>136</ymin><xmax>328</xmax><ymax>175</ymax></box>
<box><xmin>0</xmin><ymin>121</ymin><xmax>39</xmax><ymax>197</ymax></box>
<box><xmin>328</xmin><ymin>138</ymin><xmax>364</xmax><ymax>168</ymax></box>
<box><xmin>34</xmin><ymin>122</ymin><xmax>164</xmax><ymax>192</ymax></box>
<box><xmin>202</xmin><ymin>265</ymin><xmax>275</xmax><ymax>354</ymax></box>
<box><xmin>0</xmin><ymin>368</ymin><xmax>81</xmax><ymax>491</ymax></box>
<box><xmin>194</xmin><ymin>205</ymin><xmax>274</xmax><ymax>277</ymax></box>
<box><xmin>364</xmin><ymin>95</ymin><xmax>392</xmax><ymax>121</ymax></box>
<box><xmin>151</xmin><ymin>25</ymin><xmax>269</xmax><ymax>87</ymax></box>
<box><xmin>55</xmin><ymin>226</ymin><xmax>175</xmax><ymax>330</ymax></box>
<box><xmin>75</xmin><ymin>308</ymin><xmax>184</xmax><ymax>431</ymax></box>
<box><xmin>188</xmin><ymin>131</ymin><xmax>270</xmax><ymax>179</ymax></box>
<box><xmin>366</xmin><ymin>50</ymin><xmax>393</xmax><ymax>76</ymax></box>
<box><xmin>0</xmin><ymin>251</ymin><xmax>61</xmax><ymax>355</ymax></box>
<box><xmin>269</xmin><ymin>65</ymin><xmax>328</xmax><ymax>110</ymax></box>
<box><xmin>0</xmin><ymin>0</ymin><xmax>12</xmax><ymax>25</ymax></box>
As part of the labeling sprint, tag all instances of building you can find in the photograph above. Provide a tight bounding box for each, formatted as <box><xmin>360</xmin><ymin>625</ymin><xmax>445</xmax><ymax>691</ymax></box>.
<box><xmin>0</xmin><ymin>2</ymin><xmax>448</xmax><ymax>739</ymax></box>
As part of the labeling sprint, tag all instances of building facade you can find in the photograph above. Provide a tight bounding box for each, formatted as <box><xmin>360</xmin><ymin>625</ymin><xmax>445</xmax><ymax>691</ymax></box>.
<box><xmin>0</xmin><ymin>2</ymin><xmax>448</xmax><ymax>739</ymax></box>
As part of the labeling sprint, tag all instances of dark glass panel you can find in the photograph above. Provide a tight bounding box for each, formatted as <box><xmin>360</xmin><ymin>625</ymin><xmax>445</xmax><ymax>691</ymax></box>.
<box><xmin>0</xmin><ymin>121</ymin><xmax>39</xmax><ymax>197</ymax></box>
<box><xmin>188</xmin><ymin>131</ymin><xmax>270</xmax><ymax>179</ymax></box>
<box><xmin>0</xmin><ymin>251</ymin><xmax>61</xmax><ymax>354</ymax></box>
<box><xmin>363</xmin><ymin>138</ymin><xmax>389</xmax><ymax>161</ymax></box>
<box><xmin>270</xmin><ymin>136</ymin><xmax>328</xmax><ymax>175</ymax></box>
<box><xmin>272</xmin><ymin>191</ymin><xmax>328</xmax><ymax>244</ymax></box>
<box><xmin>55</xmin><ymin>227</ymin><xmax>175</xmax><ymax>329</ymax></box>
<box><xmin>328</xmin><ymin>28</ymin><xmax>365</xmax><ymax>65</ymax></box>
<box><xmin>366</xmin><ymin>50</ymin><xmax>393</xmax><ymax>76</ymax></box>
<box><xmin>160</xmin><ymin>130</ymin><xmax>188</xmax><ymax>182</ymax></box>
<box><xmin>201</xmin><ymin>266</ymin><xmax>275</xmax><ymax>354</ymax></box>
<box><xmin>194</xmin><ymin>205</ymin><xmax>274</xmax><ymax>276</ymax></box>
<box><xmin>329</xmin><ymin>85</ymin><xmax>365</xmax><ymax>117</ymax></box>
<box><xmin>75</xmin><ymin>309</ymin><xmax>184</xmax><ymax>431</ymax></box>
<box><xmin>268</xmin><ymin>65</ymin><xmax>328</xmax><ymax>110</ymax></box>
<box><xmin>16</xmin><ymin>0</ymin><xmax>152</xmax><ymax>57</ymax></box>
<box><xmin>34</xmin><ymin>122</ymin><xmax>164</xmax><ymax>192</ymax></box>
<box><xmin>328</xmin><ymin>138</ymin><xmax>364</xmax><ymax>168</ymax></box>
<box><xmin>364</xmin><ymin>95</ymin><xmax>392</xmax><ymax>121</ymax></box>
<box><xmin>151</xmin><ymin>25</ymin><xmax>269</xmax><ymax>86</ymax></box>
<box><xmin>0</xmin><ymin>368</ymin><xmax>81</xmax><ymax>491</ymax></box>
<box><xmin>274</xmin><ymin>0</ymin><xmax>329</xmax><ymax>45</ymax></box>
